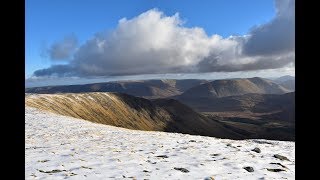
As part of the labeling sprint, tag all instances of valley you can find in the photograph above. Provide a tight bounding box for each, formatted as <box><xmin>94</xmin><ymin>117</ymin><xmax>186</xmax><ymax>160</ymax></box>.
<box><xmin>25</xmin><ymin>76</ymin><xmax>295</xmax><ymax>141</ymax></box>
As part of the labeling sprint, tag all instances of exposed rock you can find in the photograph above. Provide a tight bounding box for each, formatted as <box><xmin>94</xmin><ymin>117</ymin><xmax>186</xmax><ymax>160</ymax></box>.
<box><xmin>243</xmin><ymin>166</ymin><xmax>254</xmax><ymax>172</ymax></box>
<box><xmin>211</xmin><ymin>153</ymin><xmax>220</xmax><ymax>156</ymax></box>
<box><xmin>270</xmin><ymin>162</ymin><xmax>288</xmax><ymax>169</ymax></box>
<box><xmin>252</xmin><ymin>147</ymin><xmax>261</xmax><ymax>153</ymax></box>
<box><xmin>267</xmin><ymin>168</ymin><xmax>286</xmax><ymax>172</ymax></box>
<box><xmin>38</xmin><ymin>169</ymin><xmax>66</xmax><ymax>173</ymax></box>
<box><xmin>274</xmin><ymin>154</ymin><xmax>290</xmax><ymax>161</ymax></box>
<box><xmin>174</xmin><ymin>167</ymin><xmax>189</xmax><ymax>173</ymax></box>
<box><xmin>81</xmin><ymin>166</ymin><xmax>92</xmax><ymax>169</ymax></box>
<box><xmin>252</xmin><ymin>140</ymin><xmax>274</xmax><ymax>145</ymax></box>
<box><xmin>156</xmin><ymin>155</ymin><xmax>168</xmax><ymax>158</ymax></box>
<box><xmin>68</xmin><ymin>172</ymin><xmax>77</xmax><ymax>176</ymax></box>
<box><xmin>204</xmin><ymin>176</ymin><xmax>215</xmax><ymax>180</ymax></box>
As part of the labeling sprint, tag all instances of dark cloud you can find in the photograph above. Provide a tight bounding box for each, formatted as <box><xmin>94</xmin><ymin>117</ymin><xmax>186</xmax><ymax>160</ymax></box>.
<box><xmin>33</xmin><ymin>65</ymin><xmax>76</xmax><ymax>77</ymax></box>
<box><xmin>47</xmin><ymin>34</ymin><xmax>78</xmax><ymax>60</ymax></box>
<box><xmin>197</xmin><ymin>53</ymin><xmax>294</xmax><ymax>72</ymax></box>
<box><xmin>242</xmin><ymin>0</ymin><xmax>295</xmax><ymax>56</ymax></box>
<box><xmin>32</xmin><ymin>0</ymin><xmax>294</xmax><ymax>77</ymax></box>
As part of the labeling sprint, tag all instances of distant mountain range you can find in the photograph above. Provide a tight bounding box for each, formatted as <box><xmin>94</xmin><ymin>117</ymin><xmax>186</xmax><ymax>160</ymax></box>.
<box><xmin>25</xmin><ymin>79</ymin><xmax>208</xmax><ymax>99</ymax></box>
<box><xmin>178</xmin><ymin>77</ymin><xmax>290</xmax><ymax>99</ymax></box>
<box><xmin>26</xmin><ymin>77</ymin><xmax>292</xmax><ymax>98</ymax></box>
<box><xmin>25</xmin><ymin>76</ymin><xmax>295</xmax><ymax>141</ymax></box>
<box><xmin>274</xmin><ymin>75</ymin><xmax>295</xmax><ymax>82</ymax></box>
<box><xmin>172</xmin><ymin>77</ymin><xmax>294</xmax><ymax>140</ymax></box>
<box><xmin>273</xmin><ymin>75</ymin><xmax>295</xmax><ymax>91</ymax></box>
<box><xmin>278</xmin><ymin>80</ymin><xmax>295</xmax><ymax>91</ymax></box>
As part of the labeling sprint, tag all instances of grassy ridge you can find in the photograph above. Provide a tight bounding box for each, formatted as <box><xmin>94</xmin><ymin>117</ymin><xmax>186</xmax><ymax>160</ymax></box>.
<box><xmin>25</xmin><ymin>92</ymin><xmax>241</xmax><ymax>139</ymax></box>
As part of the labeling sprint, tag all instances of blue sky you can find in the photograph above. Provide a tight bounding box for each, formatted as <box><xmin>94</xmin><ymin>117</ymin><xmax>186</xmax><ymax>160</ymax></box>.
<box><xmin>26</xmin><ymin>0</ymin><xmax>276</xmax><ymax>77</ymax></box>
<box><xmin>26</xmin><ymin>0</ymin><xmax>295</xmax><ymax>87</ymax></box>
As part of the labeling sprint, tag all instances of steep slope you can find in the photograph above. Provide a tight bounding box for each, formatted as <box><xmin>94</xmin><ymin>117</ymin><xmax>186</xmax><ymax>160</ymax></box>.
<box><xmin>179</xmin><ymin>77</ymin><xmax>290</xmax><ymax>98</ymax></box>
<box><xmin>271</xmin><ymin>76</ymin><xmax>295</xmax><ymax>91</ymax></box>
<box><xmin>152</xmin><ymin>98</ymin><xmax>236</xmax><ymax>137</ymax></box>
<box><xmin>274</xmin><ymin>75</ymin><xmax>295</xmax><ymax>83</ymax></box>
<box><xmin>25</xmin><ymin>79</ymin><xmax>208</xmax><ymax>99</ymax></box>
<box><xmin>176</xmin><ymin>92</ymin><xmax>295</xmax><ymax>141</ymax></box>
<box><xmin>25</xmin><ymin>92</ymin><xmax>241</xmax><ymax>139</ymax></box>
<box><xmin>279</xmin><ymin>79</ymin><xmax>295</xmax><ymax>91</ymax></box>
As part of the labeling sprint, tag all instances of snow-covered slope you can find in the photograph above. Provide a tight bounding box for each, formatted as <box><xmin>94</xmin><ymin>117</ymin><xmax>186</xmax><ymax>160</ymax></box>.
<box><xmin>25</xmin><ymin>107</ymin><xmax>295</xmax><ymax>180</ymax></box>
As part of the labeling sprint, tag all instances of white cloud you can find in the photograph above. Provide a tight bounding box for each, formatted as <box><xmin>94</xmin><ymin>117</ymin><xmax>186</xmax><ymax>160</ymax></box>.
<box><xmin>46</xmin><ymin>34</ymin><xmax>78</xmax><ymax>61</ymax></box>
<box><xmin>34</xmin><ymin>0</ymin><xmax>295</xmax><ymax>77</ymax></box>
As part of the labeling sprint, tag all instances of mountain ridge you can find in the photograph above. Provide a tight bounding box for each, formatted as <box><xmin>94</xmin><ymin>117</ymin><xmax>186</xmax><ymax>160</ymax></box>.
<box><xmin>25</xmin><ymin>79</ymin><xmax>208</xmax><ymax>99</ymax></box>
<box><xmin>179</xmin><ymin>77</ymin><xmax>290</xmax><ymax>98</ymax></box>
<box><xmin>25</xmin><ymin>92</ymin><xmax>242</xmax><ymax>139</ymax></box>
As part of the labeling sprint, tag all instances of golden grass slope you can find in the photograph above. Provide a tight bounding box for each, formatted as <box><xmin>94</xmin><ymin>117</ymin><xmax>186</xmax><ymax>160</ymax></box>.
<box><xmin>25</xmin><ymin>92</ymin><xmax>241</xmax><ymax>139</ymax></box>
<box><xmin>26</xmin><ymin>92</ymin><xmax>170</xmax><ymax>131</ymax></box>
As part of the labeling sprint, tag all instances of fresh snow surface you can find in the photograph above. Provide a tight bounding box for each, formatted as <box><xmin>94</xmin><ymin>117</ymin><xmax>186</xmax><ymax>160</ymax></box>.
<box><xmin>25</xmin><ymin>107</ymin><xmax>295</xmax><ymax>180</ymax></box>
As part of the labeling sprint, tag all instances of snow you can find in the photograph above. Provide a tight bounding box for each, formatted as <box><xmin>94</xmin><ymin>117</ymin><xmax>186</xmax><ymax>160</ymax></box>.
<box><xmin>25</xmin><ymin>107</ymin><xmax>295</xmax><ymax>180</ymax></box>
<box><xmin>86</xmin><ymin>95</ymin><xmax>96</xmax><ymax>102</ymax></box>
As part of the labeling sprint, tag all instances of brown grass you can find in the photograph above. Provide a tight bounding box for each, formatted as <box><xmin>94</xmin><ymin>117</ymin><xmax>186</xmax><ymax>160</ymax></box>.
<box><xmin>26</xmin><ymin>92</ymin><xmax>168</xmax><ymax>131</ymax></box>
<box><xmin>25</xmin><ymin>92</ymin><xmax>242</xmax><ymax>139</ymax></box>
